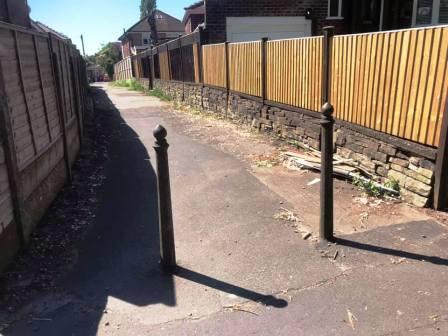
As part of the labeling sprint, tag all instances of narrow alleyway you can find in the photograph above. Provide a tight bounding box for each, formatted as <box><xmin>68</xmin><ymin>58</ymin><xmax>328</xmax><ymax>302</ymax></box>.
<box><xmin>2</xmin><ymin>85</ymin><xmax>448</xmax><ymax>335</ymax></box>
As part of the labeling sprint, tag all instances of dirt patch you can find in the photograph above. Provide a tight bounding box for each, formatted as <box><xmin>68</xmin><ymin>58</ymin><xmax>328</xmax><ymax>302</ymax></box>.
<box><xmin>161</xmin><ymin>103</ymin><xmax>435</xmax><ymax>235</ymax></box>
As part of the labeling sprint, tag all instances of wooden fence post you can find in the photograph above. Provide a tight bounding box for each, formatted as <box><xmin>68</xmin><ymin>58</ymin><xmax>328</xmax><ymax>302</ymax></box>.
<box><xmin>434</xmin><ymin>93</ymin><xmax>448</xmax><ymax>210</ymax></box>
<box><xmin>70</xmin><ymin>55</ymin><xmax>83</xmax><ymax>146</ymax></box>
<box><xmin>0</xmin><ymin>61</ymin><xmax>26</xmax><ymax>246</ymax></box>
<box><xmin>198</xmin><ymin>27</ymin><xmax>205</xmax><ymax>84</ymax></box>
<box><xmin>261</xmin><ymin>37</ymin><xmax>269</xmax><ymax>104</ymax></box>
<box><xmin>178</xmin><ymin>35</ymin><xmax>185</xmax><ymax>101</ymax></box>
<box><xmin>225</xmin><ymin>41</ymin><xmax>230</xmax><ymax>117</ymax></box>
<box><xmin>320</xmin><ymin>26</ymin><xmax>335</xmax><ymax>241</ymax></box>
<box><xmin>150</xmin><ymin>48</ymin><xmax>156</xmax><ymax>89</ymax></box>
<box><xmin>198</xmin><ymin>27</ymin><xmax>205</xmax><ymax>109</ymax></box>
<box><xmin>166</xmin><ymin>44</ymin><xmax>172</xmax><ymax>81</ymax></box>
<box><xmin>48</xmin><ymin>35</ymin><xmax>72</xmax><ymax>182</ymax></box>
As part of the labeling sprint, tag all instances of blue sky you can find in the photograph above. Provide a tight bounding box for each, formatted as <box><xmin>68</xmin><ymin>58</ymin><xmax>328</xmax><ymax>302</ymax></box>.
<box><xmin>28</xmin><ymin>0</ymin><xmax>193</xmax><ymax>55</ymax></box>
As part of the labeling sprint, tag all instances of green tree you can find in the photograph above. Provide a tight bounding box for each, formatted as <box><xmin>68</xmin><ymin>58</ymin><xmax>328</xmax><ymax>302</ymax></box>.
<box><xmin>140</xmin><ymin>0</ymin><xmax>156</xmax><ymax>19</ymax></box>
<box><xmin>140</xmin><ymin>0</ymin><xmax>158</xmax><ymax>45</ymax></box>
<box><xmin>95</xmin><ymin>43</ymin><xmax>121</xmax><ymax>78</ymax></box>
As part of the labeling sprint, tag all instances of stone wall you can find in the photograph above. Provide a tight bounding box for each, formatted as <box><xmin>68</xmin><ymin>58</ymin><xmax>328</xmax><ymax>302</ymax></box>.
<box><xmin>154</xmin><ymin>79</ymin><xmax>437</xmax><ymax>208</ymax></box>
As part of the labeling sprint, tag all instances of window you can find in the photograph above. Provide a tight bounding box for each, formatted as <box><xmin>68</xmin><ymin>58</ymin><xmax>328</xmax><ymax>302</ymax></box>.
<box><xmin>143</xmin><ymin>38</ymin><xmax>149</xmax><ymax>45</ymax></box>
<box><xmin>440</xmin><ymin>0</ymin><xmax>448</xmax><ymax>23</ymax></box>
<box><xmin>413</xmin><ymin>0</ymin><xmax>448</xmax><ymax>25</ymax></box>
<box><xmin>416</xmin><ymin>0</ymin><xmax>433</xmax><ymax>24</ymax></box>
<box><xmin>328</xmin><ymin>0</ymin><xmax>343</xmax><ymax>18</ymax></box>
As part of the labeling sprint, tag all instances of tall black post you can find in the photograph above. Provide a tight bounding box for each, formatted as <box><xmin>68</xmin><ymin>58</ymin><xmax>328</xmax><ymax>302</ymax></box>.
<box><xmin>178</xmin><ymin>35</ymin><xmax>185</xmax><ymax>101</ymax></box>
<box><xmin>261</xmin><ymin>37</ymin><xmax>268</xmax><ymax>104</ymax></box>
<box><xmin>153</xmin><ymin>125</ymin><xmax>176</xmax><ymax>271</ymax></box>
<box><xmin>320</xmin><ymin>26</ymin><xmax>335</xmax><ymax>241</ymax></box>
<box><xmin>225</xmin><ymin>41</ymin><xmax>230</xmax><ymax>117</ymax></box>
<box><xmin>434</xmin><ymin>90</ymin><xmax>448</xmax><ymax>210</ymax></box>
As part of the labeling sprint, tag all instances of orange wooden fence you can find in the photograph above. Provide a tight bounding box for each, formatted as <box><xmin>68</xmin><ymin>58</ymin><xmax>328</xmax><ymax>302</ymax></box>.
<box><xmin>131</xmin><ymin>25</ymin><xmax>448</xmax><ymax>147</ymax></box>
<box><xmin>228</xmin><ymin>41</ymin><xmax>262</xmax><ymax>97</ymax></box>
<box><xmin>267</xmin><ymin>37</ymin><xmax>323</xmax><ymax>112</ymax></box>
<box><xmin>193</xmin><ymin>43</ymin><xmax>201</xmax><ymax>83</ymax></box>
<box><xmin>202</xmin><ymin>43</ymin><xmax>226</xmax><ymax>88</ymax></box>
<box><xmin>159</xmin><ymin>51</ymin><xmax>171</xmax><ymax>81</ymax></box>
<box><xmin>331</xmin><ymin>26</ymin><xmax>448</xmax><ymax>147</ymax></box>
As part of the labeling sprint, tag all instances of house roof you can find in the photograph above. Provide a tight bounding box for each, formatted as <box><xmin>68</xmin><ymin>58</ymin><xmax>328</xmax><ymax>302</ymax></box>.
<box><xmin>119</xmin><ymin>10</ymin><xmax>184</xmax><ymax>41</ymax></box>
<box><xmin>182</xmin><ymin>1</ymin><xmax>205</xmax><ymax>24</ymax></box>
<box><xmin>31</xmin><ymin>20</ymin><xmax>70</xmax><ymax>40</ymax></box>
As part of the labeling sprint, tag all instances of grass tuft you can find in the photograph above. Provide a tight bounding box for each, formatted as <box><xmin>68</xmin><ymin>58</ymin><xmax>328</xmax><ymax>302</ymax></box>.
<box><xmin>147</xmin><ymin>88</ymin><xmax>171</xmax><ymax>101</ymax></box>
<box><xmin>111</xmin><ymin>78</ymin><xmax>145</xmax><ymax>92</ymax></box>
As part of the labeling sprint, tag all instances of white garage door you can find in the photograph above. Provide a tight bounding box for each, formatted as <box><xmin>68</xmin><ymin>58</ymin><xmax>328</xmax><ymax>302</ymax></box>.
<box><xmin>226</xmin><ymin>16</ymin><xmax>312</xmax><ymax>43</ymax></box>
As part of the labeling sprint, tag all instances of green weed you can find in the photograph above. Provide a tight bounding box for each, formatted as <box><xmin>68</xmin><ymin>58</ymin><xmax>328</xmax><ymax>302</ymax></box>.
<box><xmin>147</xmin><ymin>88</ymin><xmax>171</xmax><ymax>101</ymax></box>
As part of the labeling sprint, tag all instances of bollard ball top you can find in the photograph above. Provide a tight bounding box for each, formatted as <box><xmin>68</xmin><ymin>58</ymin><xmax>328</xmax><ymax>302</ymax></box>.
<box><xmin>153</xmin><ymin>124</ymin><xmax>167</xmax><ymax>140</ymax></box>
<box><xmin>321</xmin><ymin>102</ymin><xmax>334</xmax><ymax>116</ymax></box>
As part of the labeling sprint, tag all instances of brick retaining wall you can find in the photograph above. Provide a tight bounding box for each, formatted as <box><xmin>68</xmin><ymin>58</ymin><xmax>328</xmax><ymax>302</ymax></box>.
<box><xmin>154</xmin><ymin>79</ymin><xmax>436</xmax><ymax>207</ymax></box>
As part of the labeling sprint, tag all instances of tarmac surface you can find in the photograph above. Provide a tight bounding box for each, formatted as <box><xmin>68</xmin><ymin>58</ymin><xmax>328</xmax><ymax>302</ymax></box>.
<box><xmin>2</xmin><ymin>84</ymin><xmax>448</xmax><ymax>336</ymax></box>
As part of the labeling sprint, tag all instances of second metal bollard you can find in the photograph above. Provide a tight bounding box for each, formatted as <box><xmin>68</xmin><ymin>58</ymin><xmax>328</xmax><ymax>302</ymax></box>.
<box><xmin>153</xmin><ymin>125</ymin><xmax>176</xmax><ymax>271</ymax></box>
<box><xmin>320</xmin><ymin>26</ymin><xmax>335</xmax><ymax>241</ymax></box>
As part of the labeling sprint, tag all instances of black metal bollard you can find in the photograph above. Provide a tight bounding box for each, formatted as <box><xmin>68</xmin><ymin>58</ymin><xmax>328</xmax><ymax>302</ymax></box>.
<box><xmin>153</xmin><ymin>125</ymin><xmax>176</xmax><ymax>271</ymax></box>
<box><xmin>320</xmin><ymin>102</ymin><xmax>335</xmax><ymax>241</ymax></box>
<box><xmin>320</xmin><ymin>26</ymin><xmax>335</xmax><ymax>241</ymax></box>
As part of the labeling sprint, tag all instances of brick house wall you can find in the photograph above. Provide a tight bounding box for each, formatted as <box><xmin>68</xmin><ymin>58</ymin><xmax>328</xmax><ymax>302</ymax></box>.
<box><xmin>204</xmin><ymin>0</ymin><xmax>348</xmax><ymax>43</ymax></box>
<box><xmin>185</xmin><ymin>14</ymin><xmax>205</xmax><ymax>33</ymax></box>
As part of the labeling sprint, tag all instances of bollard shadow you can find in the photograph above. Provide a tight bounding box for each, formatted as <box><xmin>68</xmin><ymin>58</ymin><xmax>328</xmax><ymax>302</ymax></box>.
<box><xmin>334</xmin><ymin>236</ymin><xmax>448</xmax><ymax>266</ymax></box>
<box><xmin>174</xmin><ymin>266</ymin><xmax>288</xmax><ymax>308</ymax></box>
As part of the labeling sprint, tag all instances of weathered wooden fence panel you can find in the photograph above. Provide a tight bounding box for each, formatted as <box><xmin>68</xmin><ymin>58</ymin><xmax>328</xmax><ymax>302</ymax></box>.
<box><xmin>159</xmin><ymin>51</ymin><xmax>171</xmax><ymax>81</ymax></box>
<box><xmin>0</xmin><ymin>138</ymin><xmax>13</xmax><ymax>239</ymax></box>
<box><xmin>267</xmin><ymin>37</ymin><xmax>323</xmax><ymax>112</ymax></box>
<box><xmin>202</xmin><ymin>43</ymin><xmax>226</xmax><ymax>88</ymax></box>
<box><xmin>229</xmin><ymin>41</ymin><xmax>262</xmax><ymax>97</ymax></box>
<box><xmin>0</xmin><ymin>22</ymin><xmax>87</xmax><ymax>271</ymax></box>
<box><xmin>331</xmin><ymin>26</ymin><xmax>448</xmax><ymax>147</ymax></box>
<box><xmin>114</xmin><ymin>57</ymin><xmax>132</xmax><ymax>81</ymax></box>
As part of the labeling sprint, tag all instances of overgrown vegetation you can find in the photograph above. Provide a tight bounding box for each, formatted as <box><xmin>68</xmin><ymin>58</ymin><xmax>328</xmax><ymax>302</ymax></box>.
<box><xmin>353</xmin><ymin>176</ymin><xmax>400</xmax><ymax>198</ymax></box>
<box><xmin>147</xmin><ymin>88</ymin><xmax>171</xmax><ymax>101</ymax></box>
<box><xmin>112</xmin><ymin>79</ymin><xmax>145</xmax><ymax>92</ymax></box>
<box><xmin>111</xmin><ymin>80</ymin><xmax>173</xmax><ymax>102</ymax></box>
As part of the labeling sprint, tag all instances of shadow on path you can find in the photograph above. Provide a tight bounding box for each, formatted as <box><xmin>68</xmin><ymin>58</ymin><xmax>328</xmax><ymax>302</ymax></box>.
<box><xmin>174</xmin><ymin>266</ymin><xmax>288</xmax><ymax>308</ymax></box>
<box><xmin>5</xmin><ymin>87</ymin><xmax>287</xmax><ymax>336</ymax></box>
<box><xmin>334</xmin><ymin>236</ymin><xmax>448</xmax><ymax>266</ymax></box>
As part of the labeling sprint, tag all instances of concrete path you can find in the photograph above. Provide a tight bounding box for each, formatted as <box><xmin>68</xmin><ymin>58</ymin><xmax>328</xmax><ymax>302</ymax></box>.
<box><xmin>3</xmin><ymin>84</ymin><xmax>448</xmax><ymax>335</ymax></box>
